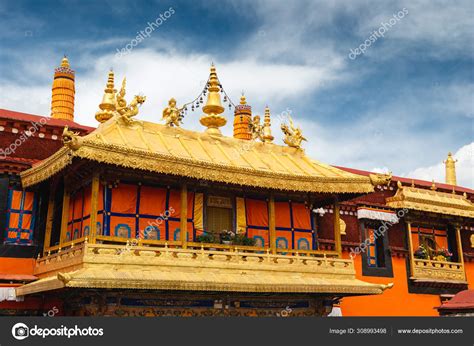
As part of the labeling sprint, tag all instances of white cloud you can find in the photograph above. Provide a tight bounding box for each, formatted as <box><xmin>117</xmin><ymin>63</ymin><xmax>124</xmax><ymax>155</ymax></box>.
<box><xmin>406</xmin><ymin>142</ymin><xmax>474</xmax><ymax>188</ymax></box>
<box><xmin>371</xmin><ymin>167</ymin><xmax>391</xmax><ymax>174</ymax></box>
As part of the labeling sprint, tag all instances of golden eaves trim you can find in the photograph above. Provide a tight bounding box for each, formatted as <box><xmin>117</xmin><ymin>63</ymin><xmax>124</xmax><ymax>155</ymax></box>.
<box><xmin>386</xmin><ymin>186</ymin><xmax>474</xmax><ymax>218</ymax></box>
<box><xmin>21</xmin><ymin>140</ymin><xmax>374</xmax><ymax>193</ymax></box>
<box><xmin>17</xmin><ymin>268</ymin><xmax>390</xmax><ymax>296</ymax></box>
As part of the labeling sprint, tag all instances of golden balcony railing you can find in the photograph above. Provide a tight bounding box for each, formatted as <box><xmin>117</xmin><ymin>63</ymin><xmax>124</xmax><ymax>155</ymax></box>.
<box><xmin>18</xmin><ymin>237</ymin><xmax>393</xmax><ymax>297</ymax></box>
<box><xmin>34</xmin><ymin>238</ymin><xmax>347</xmax><ymax>279</ymax></box>
<box><xmin>410</xmin><ymin>258</ymin><xmax>467</xmax><ymax>284</ymax></box>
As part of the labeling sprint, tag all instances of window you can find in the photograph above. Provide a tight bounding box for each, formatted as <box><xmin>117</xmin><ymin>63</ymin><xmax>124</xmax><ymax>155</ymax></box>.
<box><xmin>411</xmin><ymin>226</ymin><xmax>452</xmax><ymax>260</ymax></box>
<box><xmin>4</xmin><ymin>189</ymin><xmax>36</xmax><ymax>245</ymax></box>
<box><xmin>366</xmin><ymin>228</ymin><xmax>386</xmax><ymax>268</ymax></box>
<box><xmin>361</xmin><ymin>222</ymin><xmax>393</xmax><ymax>277</ymax></box>
<box><xmin>206</xmin><ymin>196</ymin><xmax>233</xmax><ymax>235</ymax></box>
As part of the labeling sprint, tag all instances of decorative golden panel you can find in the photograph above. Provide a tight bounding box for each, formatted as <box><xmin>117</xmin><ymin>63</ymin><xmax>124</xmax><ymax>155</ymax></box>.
<box><xmin>411</xmin><ymin>258</ymin><xmax>466</xmax><ymax>283</ymax></box>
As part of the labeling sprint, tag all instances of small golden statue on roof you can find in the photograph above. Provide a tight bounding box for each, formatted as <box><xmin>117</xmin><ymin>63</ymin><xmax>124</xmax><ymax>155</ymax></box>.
<box><xmin>162</xmin><ymin>98</ymin><xmax>184</xmax><ymax>127</ymax></box>
<box><xmin>115</xmin><ymin>78</ymin><xmax>146</xmax><ymax>121</ymax></box>
<box><xmin>249</xmin><ymin>115</ymin><xmax>263</xmax><ymax>141</ymax></box>
<box><xmin>281</xmin><ymin>116</ymin><xmax>306</xmax><ymax>149</ymax></box>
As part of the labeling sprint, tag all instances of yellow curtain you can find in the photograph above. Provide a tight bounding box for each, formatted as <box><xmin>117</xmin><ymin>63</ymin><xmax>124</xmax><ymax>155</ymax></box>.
<box><xmin>194</xmin><ymin>193</ymin><xmax>204</xmax><ymax>232</ymax></box>
<box><xmin>236</xmin><ymin>197</ymin><xmax>247</xmax><ymax>234</ymax></box>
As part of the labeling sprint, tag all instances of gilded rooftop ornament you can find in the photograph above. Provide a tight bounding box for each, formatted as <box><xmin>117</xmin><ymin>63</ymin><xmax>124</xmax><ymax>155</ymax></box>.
<box><xmin>95</xmin><ymin>71</ymin><xmax>145</xmax><ymax>124</ymax></box>
<box><xmin>370</xmin><ymin>172</ymin><xmax>392</xmax><ymax>187</ymax></box>
<box><xmin>115</xmin><ymin>77</ymin><xmax>146</xmax><ymax>122</ymax></box>
<box><xmin>233</xmin><ymin>94</ymin><xmax>252</xmax><ymax>140</ymax></box>
<box><xmin>250</xmin><ymin>115</ymin><xmax>263</xmax><ymax>141</ymax></box>
<box><xmin>162</xmin><ymin>98</ymin><xmax>184</xmax><ymax>127</ymax></box>
<box><xmin>62</xmin><ymin>126</ymin><xmax>82</xmax><ymax>150</ymax></box>
<box><xmin>444</xmin><ymin>152</ymin><xmax>457</xmax><ymax>186</ymax></box>
<box><xmin>262</xmin><ymin>106</ymin><xmax>274</xmax><ymax>143</ymax></box>
<box><xmin>95</xmin><ymin>70</ymin><xmax>117</xmax><ymax>123</ymax></box>
<box><xmin>281</xmin><ymin>115</ymin><xmax>307</xmax><ymax>149</ymax></box>
<box><xmin>200</xmin><ymin>64</ymin><xmax>226</xmax><ymax>135</ymax></box>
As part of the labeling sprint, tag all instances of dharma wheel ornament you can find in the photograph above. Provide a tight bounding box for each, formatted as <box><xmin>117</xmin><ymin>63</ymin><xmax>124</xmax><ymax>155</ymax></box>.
<box><xmin>200</xmin><ymin>64</ymin><xmax>227</xmax><ymax>135</ymax></box>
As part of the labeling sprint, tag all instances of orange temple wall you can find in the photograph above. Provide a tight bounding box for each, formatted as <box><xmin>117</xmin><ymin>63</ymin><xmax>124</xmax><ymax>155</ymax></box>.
<box><xmin>341</xmin><ymin>253</ymin><xmax>474</xmax><ymax>316</ymax></box>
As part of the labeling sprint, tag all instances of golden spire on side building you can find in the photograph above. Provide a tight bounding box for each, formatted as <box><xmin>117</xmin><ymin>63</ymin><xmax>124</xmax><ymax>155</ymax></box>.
<box><xmin>233</xmin><ymin>94</ymin><xmax>252</xmax><ymax>140</ymax></box>
<box><xmin>200</xmin><ymin>64</ymin><xmax>226</xmax><ymax>135</ymax></box>
<box><xmin>262</xmin><ymin>106</ymin><xmax>274</xmax><ymax>143</ymax></box>
<box><xmin>95</xmin><ymin>70</ymin><xmax>117</xmax><ymax>123</ymax></box>
<box><xmin>51</xmin><ymin>56</ymin><xmax>75</xmax><ymax>121</ymax></box>
<box><xmin>444</xmin><ymin>152</ymin><xmax>457</xmax><ymax>186</ymax></box>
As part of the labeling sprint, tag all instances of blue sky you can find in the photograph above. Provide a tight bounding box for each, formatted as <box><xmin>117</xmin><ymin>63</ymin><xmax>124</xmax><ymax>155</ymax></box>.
<box><xmin>0</xmin><ymin>0</ymin><xmax>473</xmax><ymax>187</ymax></box>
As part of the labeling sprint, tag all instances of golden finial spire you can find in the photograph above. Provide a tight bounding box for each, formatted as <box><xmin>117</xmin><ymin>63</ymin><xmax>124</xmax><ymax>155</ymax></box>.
<box><xmin>444</xmin><ymin>152</ymin><xmax>457</xmax><ymax>186</ymax></box>
<box><xmin>200</xmin><ymin>64</ymin><xmax>226</xmax><ymax>135</ymax></box>
<box><xmin>411</xmin><ymin>179</ymin><xmax>415</xmax><ymax>188</ymax></box>
<box><xmin>240</xmin><ymin>93</ymin><xmax>247</xmax><ymax>105</ymax></box>
<box><xmin>51</xmin><ymin>56</ymin><xmax>75</xmax><ymax>121</ymax></box>
<box><xmin>431</xmin><ymin>180</ymin><xmax>437</xmax><ymax>191</ymax></box>
<box><xmin>95</xmin><ymin>70</ymin><xmax>117</xmax><ymax>123</ymax></box>
<box><xmin>60</xmin><ymin>55</ymin><xmax>70</xmax><ymax>68</ymax></box>
<box><xmin>262</xmin><ymin>106</ymin><xmax>274</xmax><ymax>143</ymax></box>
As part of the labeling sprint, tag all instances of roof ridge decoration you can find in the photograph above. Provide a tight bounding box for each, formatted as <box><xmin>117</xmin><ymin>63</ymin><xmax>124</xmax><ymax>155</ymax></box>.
<box><xmin>95</xmin><ymin>70</ymin><xmax>146</xmax><ymax>124</ymax></box>
<box><xmin>199</xmin><ymin>64</ymin><xmax>227</xmax><ymax>136</ymax></box>
<box><xmin>51</xmin><ymin>56</ymin><xmax>75</xmax><ymax>121</ymax></box>
<box><xmin>370</xmin><ymin>172</ymin><xmax>392</xmax><ymax>187</ymax></box>
<box><xmin>162</xmin><ymin>98</ymin><xmax>184</xmax><ymax>127</ymax></box>
<box><xmin>281</xmin><ymin>115</ymin><xmax>307</xmax><ymax>149</ymax></box>
<box><xmin>21</xmin><ymin>65</ymin><xmax>385</xmax><ymax>193</ymax></box>
<box><xmin>444</xmin><ymin>152</ymin><xmax>457</xmax><ymax>186</ymax></box>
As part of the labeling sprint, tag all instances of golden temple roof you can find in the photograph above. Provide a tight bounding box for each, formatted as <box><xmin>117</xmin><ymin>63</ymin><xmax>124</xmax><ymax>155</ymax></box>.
<box><xmin>386</xmin><ymin>185</ymin><xmax>474</xmax><ymax>218</ymax></box>
<box><xmin>20</xmin><ymin>114</ymin><xmax>375</xmax><ymax>193</ymax></box>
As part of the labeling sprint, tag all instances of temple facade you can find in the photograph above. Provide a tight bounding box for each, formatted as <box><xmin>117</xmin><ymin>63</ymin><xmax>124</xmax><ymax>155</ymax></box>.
<box><xmin>0</xmin><ymin>57</ymin><xmax>472</xmax><ymax>316</ymax></box>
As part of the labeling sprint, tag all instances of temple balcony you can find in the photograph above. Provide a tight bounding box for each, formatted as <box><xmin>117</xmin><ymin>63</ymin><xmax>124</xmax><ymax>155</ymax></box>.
<box><xmin>16</xmin><ymin>237</ymin><xmax>391</xmax><ymax>297</ymax></box>
<box><xmin>404</xmin><ymin>219</ymin><xmax>469</xmax><ymax>288</ymax></box>
<box><xmin>410</xmin><ymin>257</ymin><xmax>467</xmax><ymax>287</ymax></box>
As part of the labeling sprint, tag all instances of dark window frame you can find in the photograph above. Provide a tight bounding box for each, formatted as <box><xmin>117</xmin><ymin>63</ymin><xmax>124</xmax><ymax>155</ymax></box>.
<box><xmin>360</xmin><ymin>220</ymin><xmax>394</xmax><ymax>278</ymax></box>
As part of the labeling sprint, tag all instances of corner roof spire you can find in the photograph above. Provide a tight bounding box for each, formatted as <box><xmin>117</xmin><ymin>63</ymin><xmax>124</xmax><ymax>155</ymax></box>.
<box><xmin>444</xmin><ymin>152</ymin><xmax>457</xmax><ymax>186</ymax></box>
